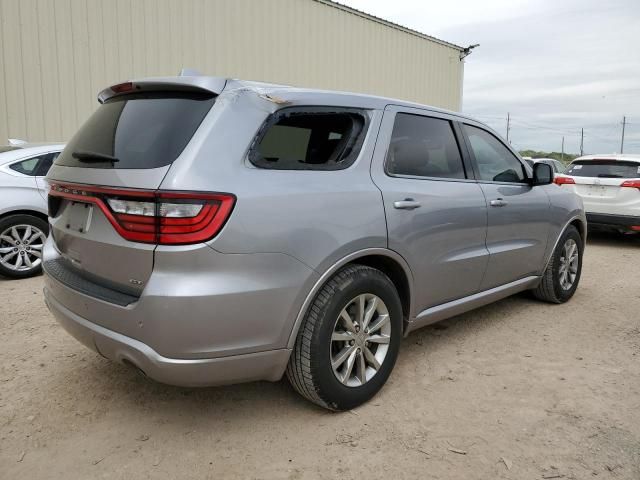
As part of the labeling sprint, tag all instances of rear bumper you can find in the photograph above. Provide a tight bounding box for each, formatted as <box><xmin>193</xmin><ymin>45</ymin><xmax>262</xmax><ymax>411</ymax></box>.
<box><xmin>586</xmin><ymin>212</ymin><xmax>640</xmax><ymax>229</ymax></box>
<box><xmin>42</xmin><ymin>234</ymin><xmax>318</xmax><ymax>360</ymax></box>
<box><xmin>44</xmin><ymin>286</ymin><xmax>291</xmax><ymax>387</ymax></box>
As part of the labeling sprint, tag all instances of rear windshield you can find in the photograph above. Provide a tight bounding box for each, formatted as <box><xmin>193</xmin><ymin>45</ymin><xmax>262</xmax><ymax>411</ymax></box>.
<box><xmin>55</xmin><ymin>92</ymin><xmax>215</xmax><ymax>169</ymax></box>
<box><xmin>566</xmin><ymin>160</ymin><xmax>640</xmax><ymax>178</ymax></box>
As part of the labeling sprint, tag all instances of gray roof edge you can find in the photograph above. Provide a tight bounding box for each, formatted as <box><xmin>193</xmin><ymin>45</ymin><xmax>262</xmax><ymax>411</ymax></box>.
<box><xmin>312</xmin><ymin>0</ymin><xmax>465</xmax><ymax>52</ymax></box>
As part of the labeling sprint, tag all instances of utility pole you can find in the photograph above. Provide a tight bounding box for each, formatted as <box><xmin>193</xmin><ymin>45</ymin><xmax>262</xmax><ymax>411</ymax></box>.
<box><xmin>621</xmin><ymin>116</ymin><xmax>626</xmax><ymax>154</ymax></box>
<box><xmin>506</xmin><ymin>113</ymin><xmax>511</xmax><ymax>142</ymax></box>
<box><xmin>561</xmin><ymin>136</ymin><xmax>565</xmax><ymax>162</ymax></box>
<box><xmin>580</xmin><ymin>128</ymin><xmax>584</xmax><ymax>156</ymax></box>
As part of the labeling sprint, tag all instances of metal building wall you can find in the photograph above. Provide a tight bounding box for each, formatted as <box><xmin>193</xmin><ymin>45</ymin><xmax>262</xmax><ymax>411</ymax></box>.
<box><xmin>0</xmin><ymin>0</ymin><xmax>464</xmax><ymax>143</ymax></box>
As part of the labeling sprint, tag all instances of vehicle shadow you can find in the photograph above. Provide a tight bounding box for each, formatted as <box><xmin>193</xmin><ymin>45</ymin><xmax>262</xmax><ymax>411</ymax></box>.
<box><xmin>586</xmin><ymin>230</ymin><xmax>640</xmax><ymax>249</ymax></box>
<box><xmin>52</xmin><ymin>293</ymin><xmax>538</xmax><ymax>423</ymax></box>
<box><xmin>57</xmin><ymin>350</ymin><xmax>328</xmax><ymax>418</ymax></box>
<box><xmin>0</xmin><ymin>272</ymin><xmax>41</xmax><ymax>282</ymax></box>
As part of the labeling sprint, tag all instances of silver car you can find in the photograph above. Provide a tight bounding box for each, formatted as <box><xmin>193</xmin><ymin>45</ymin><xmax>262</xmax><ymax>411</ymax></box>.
<box><xmin>43</xmin><ymin>76</ymin><xmax>585</xmax><ymax>410</ymax></box>
<box><xmin>0</xmin><ymin>141</ymin><xmax>64</xmax><ymax>278</ymax></box>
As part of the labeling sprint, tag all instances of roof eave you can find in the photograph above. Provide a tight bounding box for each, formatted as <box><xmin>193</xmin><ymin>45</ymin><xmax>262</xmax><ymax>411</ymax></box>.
<box><xmin>313</xmin><ymin>0</ymin><xmax>465</xmax><ymax>52</ymax></box>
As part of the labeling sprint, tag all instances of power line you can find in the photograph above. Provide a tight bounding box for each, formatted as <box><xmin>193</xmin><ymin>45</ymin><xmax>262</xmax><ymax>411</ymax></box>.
<box><xmin>467</xmin><ymin>113</ymin><xmax>638</xmax><ymax>153</ymax></box>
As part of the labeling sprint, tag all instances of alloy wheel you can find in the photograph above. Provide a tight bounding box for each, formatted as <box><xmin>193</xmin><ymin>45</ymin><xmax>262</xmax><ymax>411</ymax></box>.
<box><xmin>558</xmin><ymin>238</ymin><xmax>579</xmax><ymax>290</ymax></box>
<box><xmin>0</xmin><ymin>224</ymin><xmax>46</xmax><ymax>273</ymax></box>
<box><xmin>330</xmin><ymin>293</ymin><xmax>391</xmax><ymax>387</ymax></box>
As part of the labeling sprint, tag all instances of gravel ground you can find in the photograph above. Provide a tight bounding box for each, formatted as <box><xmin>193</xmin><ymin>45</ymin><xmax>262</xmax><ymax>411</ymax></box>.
<box><xmin>1</xmin><ymin>232</ymin><xmax>639</xmax><ymax>479</ymax></box>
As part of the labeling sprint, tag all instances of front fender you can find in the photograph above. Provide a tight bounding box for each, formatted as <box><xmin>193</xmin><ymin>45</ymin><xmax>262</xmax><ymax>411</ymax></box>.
<box><xmin>540</xmin><ymin>185</ymin><xmax>586</xmax><ymax>272</ymax></box>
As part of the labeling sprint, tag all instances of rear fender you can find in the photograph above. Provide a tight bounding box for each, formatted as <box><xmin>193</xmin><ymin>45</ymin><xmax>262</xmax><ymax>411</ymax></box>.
<box><xmin>286</xmin><ymin>248</ymin><xmax>414</xmax><ymax>349</ymax></box>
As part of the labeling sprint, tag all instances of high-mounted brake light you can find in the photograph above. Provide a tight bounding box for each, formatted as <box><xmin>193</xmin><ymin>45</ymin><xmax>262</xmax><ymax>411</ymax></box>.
<box><xmin>554</xmin><ymin>176</ymin><xmax>575</xmax><ymax>186</ymax></box>
<box><xmin>620</xmin><ymin>179</ymin><xmax>640</xmax><ymax>189</ymax></box>
<box><xmin>48</xmin><ymin>183</ymin><xmax>235</xmax><ymax>245</ymax></box>
<box><xmin>110</xmin><ymin>82</ymin><xmax>135</xmax><ymax>94</ymax></box>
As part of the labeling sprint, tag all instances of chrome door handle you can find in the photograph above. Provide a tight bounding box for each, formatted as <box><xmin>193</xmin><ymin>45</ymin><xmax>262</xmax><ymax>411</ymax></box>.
<box><xmin>490</xmin><ymin>198</ymin><xmax>508</xmax><ymax>207</ymax></box>
<box><xmin>393</xmin><ymin>199</ymin><xmax>421</xmax><ymax>210</ymax></box>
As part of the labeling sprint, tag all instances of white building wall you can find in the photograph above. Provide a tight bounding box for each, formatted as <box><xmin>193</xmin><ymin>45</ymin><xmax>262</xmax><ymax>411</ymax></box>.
<box><xmin>0</xmin><ymin>0</ymin><xmax>464</xmax><ymax>142</ymax></box>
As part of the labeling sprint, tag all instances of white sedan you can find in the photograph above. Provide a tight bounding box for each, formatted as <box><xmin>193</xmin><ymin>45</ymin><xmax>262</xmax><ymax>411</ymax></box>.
<box><xmin>0</xmin><ymin>140</ymin><xmax>65</xmax><ymax>278</ymax></box>
<box><xmin>554</xmin><ymin>154</ymin><xmax>640</xmax><ymax>233</ymax></box>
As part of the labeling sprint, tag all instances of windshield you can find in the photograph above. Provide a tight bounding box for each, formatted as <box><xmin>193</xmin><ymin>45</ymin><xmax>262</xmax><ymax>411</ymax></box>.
<box><xmin>566</xmin><ymin>160</ymin><xmax>640</xmax><ymax>178</ymax></box>
<box><xmin>55</xmin><ymin>92</ymin><xmax>215</xmax><ymax>169</ymax></box>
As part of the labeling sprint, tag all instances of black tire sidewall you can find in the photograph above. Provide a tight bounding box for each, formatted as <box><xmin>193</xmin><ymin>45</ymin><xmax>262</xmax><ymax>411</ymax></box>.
<box><xmin>0</xmin><ymin>214</ymin><xmax>49</xmax><ymax>279</ymax></box>
<box><xmin>310</xmin><ymin>268</ymin><xmax>403</xmax><ymax>411</ymax></box>
<box><xmin>550</xmin><ymin>226</ymin><xmax>583</xmax><ymax>302</ymax></box>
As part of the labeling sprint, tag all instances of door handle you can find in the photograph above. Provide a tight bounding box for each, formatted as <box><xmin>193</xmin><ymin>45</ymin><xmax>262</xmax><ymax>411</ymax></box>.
<box><xmin>490</xmin><ymin>198</ymin><xmax>508</xmax><ymax>207</ymax></box>
<box><xmin>393</xmin><ymin>199</ymin><xmax>421</xmax><ymax>210</ymax></box>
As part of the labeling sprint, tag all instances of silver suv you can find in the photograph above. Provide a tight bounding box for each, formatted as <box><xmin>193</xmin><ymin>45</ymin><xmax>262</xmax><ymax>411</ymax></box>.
<box><xmin>43</xmin><ymin>76</ymin><xmax>586</xmax><ymax>410</ymax></box>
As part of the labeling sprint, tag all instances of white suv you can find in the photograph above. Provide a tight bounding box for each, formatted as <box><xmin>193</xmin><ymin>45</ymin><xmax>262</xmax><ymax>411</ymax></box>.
<box><xmin>555</xmin><ymin>154</ymin><xmax>640</xmax><ymax>233</ymax></box>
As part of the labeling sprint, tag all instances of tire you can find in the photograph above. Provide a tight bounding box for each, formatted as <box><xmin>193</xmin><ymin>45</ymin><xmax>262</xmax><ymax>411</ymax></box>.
<box><xmin>286</xmin><ymin>264</ymin><xmax>403</xmax><ymax>411</ymax></box>
<box><xmin>0</xmin><ymin>214</ymin><xmax>49</xmax><ymax>279</ymax></box>
<box><xmin>532</xmin><ymin>225</ymin><xmax>583</xmax><ymax>303</ymax></box>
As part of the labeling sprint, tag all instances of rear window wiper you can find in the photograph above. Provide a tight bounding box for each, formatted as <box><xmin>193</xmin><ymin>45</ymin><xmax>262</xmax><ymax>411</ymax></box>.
<box><xmin>72</xmin><ymin>150</ymin><xmax>119</xmax><ymax>163</ymax></box>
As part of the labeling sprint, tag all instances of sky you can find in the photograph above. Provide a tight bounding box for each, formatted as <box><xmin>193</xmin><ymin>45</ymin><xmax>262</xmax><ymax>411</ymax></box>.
<box><xmin>340</xmin><ymin>0</ymin><xmax>640</xmax><ymax>154</ymax></box>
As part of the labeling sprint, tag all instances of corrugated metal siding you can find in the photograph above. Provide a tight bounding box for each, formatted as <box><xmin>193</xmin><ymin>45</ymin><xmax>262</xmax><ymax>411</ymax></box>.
<box><xmin>0</xmin><ymin>0</ymin><xmax>464</xmax><ymax>143</ymax></box>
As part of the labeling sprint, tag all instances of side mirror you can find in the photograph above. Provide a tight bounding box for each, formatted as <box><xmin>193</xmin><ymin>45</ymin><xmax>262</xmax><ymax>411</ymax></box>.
<box><xmin>531</xmin><ymin>162</ymin><xmax>553</xmax><ymax>186</ymax></box>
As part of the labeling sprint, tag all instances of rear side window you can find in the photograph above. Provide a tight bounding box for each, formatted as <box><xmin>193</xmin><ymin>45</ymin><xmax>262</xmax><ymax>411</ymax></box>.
<box><xmin>386</xmin><ymin>113</ymin><xmax>466</xmax><ymax>179</ymax></box>
<box><xmin>55</xmin><ymin>93</ymin><xmax>215</xmax><ymax>169</ymax></box>
<box><xmin>10</xmin><ymin>156</ymin><xmax>41</xmax><ymax>175</ymax></box>
<box><xmin>35</xmin><ymin>152</ymin><xmax>59</xmax><ymax>176</ymax></box>
<box><xmin>249</xmin><ymin>108</ymin><xmax>368</xmax><ymax>170</ymax></box>
<box><xmin>566</xmin><ymin>160</ymin><xmax>640</xmax><ymax>178</ymax></box>
<box><xmin>9</xmin><ymin>152</ymin><xmax>59</xmax><ymax>176</ymax></box>
<box><xmin>464</xmin><ymin>125</ymin><xmax>526</xmax><ymax>183</ymax></box>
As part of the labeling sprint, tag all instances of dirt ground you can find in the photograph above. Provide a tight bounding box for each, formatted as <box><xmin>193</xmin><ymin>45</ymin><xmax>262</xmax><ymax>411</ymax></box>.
<box><xmin>1</xmin><ymin>232</ymin><xmax>639</xmax><ymax>480</ymax></box>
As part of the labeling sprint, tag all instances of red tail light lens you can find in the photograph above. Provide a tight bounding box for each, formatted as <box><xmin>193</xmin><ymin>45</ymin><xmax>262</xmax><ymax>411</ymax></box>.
<box><xmin>49</xmin><ymin>183</ymin><xmax>235</xmax><ymax>245</ymax></box>
<box><xmin>620</xmin><ymin>180</ymin><xmax>640</xmax><ymax>189</ymax></box>
<box><xmin>554</xmin><ymin>176</ymin><xmax>576</xmax><ymax>186</ymax></box>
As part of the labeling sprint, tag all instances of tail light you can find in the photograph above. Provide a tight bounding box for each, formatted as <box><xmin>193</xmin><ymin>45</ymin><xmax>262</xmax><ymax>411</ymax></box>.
<box><xmin>554</xmin><ymin>176</ymin><xmax>575</xmax><ymax>186</ymax></box>
<box><xmin>48</xmin><ymin>183</ymin><xmax>235</xmax><ymax>245</ymax></box>
<box><xmin>620</xmin><ymin>180</ymin><xmax>640</xmax><ymax>189</ymax></box>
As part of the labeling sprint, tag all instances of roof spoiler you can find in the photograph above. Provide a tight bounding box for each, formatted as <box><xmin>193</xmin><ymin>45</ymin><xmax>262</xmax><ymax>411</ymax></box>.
<box><xmin>97</xmin><ymin>76</ymin><xmax>227</xmax><ymax>103</ymax></box>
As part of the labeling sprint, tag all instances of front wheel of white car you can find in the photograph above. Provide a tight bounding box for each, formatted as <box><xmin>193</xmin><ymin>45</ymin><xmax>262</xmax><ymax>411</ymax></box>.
<box><xmin>286</xmin><ymin>264</ymin><xmax>403</xmax><ymax>410</ymax></box>
<box><xmin>533</xmin><ymin>225</ymin><xmax>583</xmax><ymax>303</ymax></box>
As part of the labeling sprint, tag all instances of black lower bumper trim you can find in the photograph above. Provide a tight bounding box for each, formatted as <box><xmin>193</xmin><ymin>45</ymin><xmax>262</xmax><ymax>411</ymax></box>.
<box><xmin>43</xmin><ymin>258</ymin><xmax>139</xmax><ymax>307</ymax></box>
<box><xmin>586</xmin><ymin>212</ymin><xmax>640</xmax><ymax>228</ymax></box>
